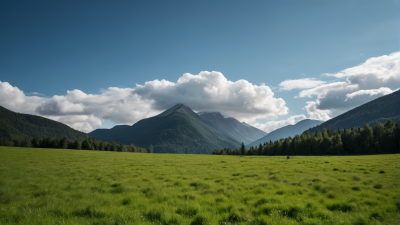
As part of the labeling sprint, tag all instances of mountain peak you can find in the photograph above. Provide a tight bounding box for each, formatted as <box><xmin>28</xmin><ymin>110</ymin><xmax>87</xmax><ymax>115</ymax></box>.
<box><xmin>156</xmin><ymin>103</ymin><xmax>194</xmax><ymax>117</ymax></box>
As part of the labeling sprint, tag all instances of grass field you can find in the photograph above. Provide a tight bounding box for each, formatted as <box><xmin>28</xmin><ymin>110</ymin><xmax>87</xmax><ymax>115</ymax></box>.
<box><xmin>0</xmin><ymin>147</ymin><xmax>399</xmax><ymax>225</ymax></box>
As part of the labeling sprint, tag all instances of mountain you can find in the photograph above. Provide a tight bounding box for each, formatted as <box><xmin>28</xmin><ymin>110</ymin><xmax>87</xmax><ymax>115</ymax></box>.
<box><xmin>198</xmin><ymin>112</ymin><xmax>267</xmax><ymax>144</ymax></box>
<box><xmin>88</xmin><ymin>125</ymin><xmax>130</xmax><ymax>141</ymax></box>
<box><xmin>0</xmin><ymin>106</ymin><xmax>88</xmax><ymax>141</ymax></box>
<box><xmin>89</xmin><ymin>104</ymin><xmax>241</xmax><ymax>154</ymax></box>
<box><xmin>247</xmin><ymin>119</ymin><xmax>323</xmax><ymax>147</ymax></box>
<box><xmin>308</xmin><ymin>90</ymin><xmax>400</xmax><ymax>133</ymax></box>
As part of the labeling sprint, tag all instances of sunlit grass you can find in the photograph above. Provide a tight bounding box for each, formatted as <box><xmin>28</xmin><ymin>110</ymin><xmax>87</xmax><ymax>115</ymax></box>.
<box><xmin>0</xmin><ymin>147</ymin><xmax>398</xmax><ymax>224</ymax></box>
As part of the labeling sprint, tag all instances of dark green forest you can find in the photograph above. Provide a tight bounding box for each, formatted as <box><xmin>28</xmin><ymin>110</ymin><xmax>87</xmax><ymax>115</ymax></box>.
<box><xmin>212</xmin><ymin>120</ymin><xmax>400</xmax><ymax>156</ymax></box>
<box><xmin>0</xmin><ymin>106</ymin><xmax>88</xmax><ymax>141</ymax></box>
<box><xmin>0</xmin><ymin>136</ymin><xmax>153</xmax><ymax>153</ymax></box>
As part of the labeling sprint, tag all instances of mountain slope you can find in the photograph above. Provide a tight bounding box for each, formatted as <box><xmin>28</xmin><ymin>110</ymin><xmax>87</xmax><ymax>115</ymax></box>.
<box><xmin>198</xmin><ymin>112</ymin><xmax>267</xmax><ymax>144</ymax></box>
<box><xmin>247</xmin><ymin>119</ymin><xmax>323</xmax><ymax>147</ymax></box>
<box><xmin>87</xmin><ymin>125</ymin><xmax>130</xmax><ymax>141</ymax></box>
<box><xmin>0</xmin><ymin>106</ymin><xmax>88</xmax><ymax>141</ymax></box>
<box><xmin>89</xmin><ymin>104</ymin><xmax>241</xmax><ymax>154</ymax></box>
<box><xmin>308</xmin><ymin>90</ymin><xmax>400</xmax><ymax>133</ymax></box>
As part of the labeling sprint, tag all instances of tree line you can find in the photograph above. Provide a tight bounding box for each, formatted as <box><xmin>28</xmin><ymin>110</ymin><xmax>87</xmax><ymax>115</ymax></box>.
<box><xmin>212</xmin><ymin>120</ymin><xmax>400</xmax><ymax>156</ymax></box>
<box><xmin>0</xmin><ymin>136</ymin><xmax>154</xmax><ymax>153</ymax></box>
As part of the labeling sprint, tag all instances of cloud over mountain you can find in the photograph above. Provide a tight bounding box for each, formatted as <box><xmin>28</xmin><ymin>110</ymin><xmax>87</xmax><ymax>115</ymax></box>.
<box><xmin>0</xmin><ymin>71</ymin><xmax>288</xmax><ymax>132</ymax></box>
<box><xmin>298</xmin><ymin>52</ymin><xmax>400</xmax><ymax>120</ymax></box>
<box><xmin>132</xmin><ymin>71</ymin><xmax>288</xmax><ymax>122</ymax></box>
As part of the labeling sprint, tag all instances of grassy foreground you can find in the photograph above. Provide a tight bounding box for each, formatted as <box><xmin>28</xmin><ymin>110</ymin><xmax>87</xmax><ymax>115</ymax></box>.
<box><xmin>0</xmin><ymin>147</ymin><xmax>399</xmax><ymax>225</ymax></box>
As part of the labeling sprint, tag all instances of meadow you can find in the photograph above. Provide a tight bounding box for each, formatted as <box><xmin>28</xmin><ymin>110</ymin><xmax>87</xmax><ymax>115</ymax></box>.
<box><xmin>0</xmin><ymin>147</ymin><xmax>398</xmax><ymax>225</ymax></box>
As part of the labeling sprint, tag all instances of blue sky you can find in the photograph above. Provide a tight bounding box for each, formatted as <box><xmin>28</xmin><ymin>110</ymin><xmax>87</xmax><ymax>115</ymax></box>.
<box><xmin>0</xmin><ymin>0</ymin><xmax>399</xmax><ymax>132</ymax></box>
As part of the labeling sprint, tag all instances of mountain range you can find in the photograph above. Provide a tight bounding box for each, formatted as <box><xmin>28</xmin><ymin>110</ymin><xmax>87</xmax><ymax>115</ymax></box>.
<box><xmin>89</xmin><ymin>104</ymin><xmax>246</xmax><ymax>153</ymax></box>
<box><xmin>247</xmin><ymin>119</ymin><xmax>323</xmax><ymax>147</ymax></box>
<box><xmin>1</xmin><ymin>89</ymin><xmax>399</xmax><ymax>154</ymax></box>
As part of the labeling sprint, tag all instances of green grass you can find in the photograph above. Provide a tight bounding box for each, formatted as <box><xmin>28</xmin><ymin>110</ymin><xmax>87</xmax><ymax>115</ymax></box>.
<box><xmin>0</xmin><ymin>147</ymin><xmax>399</xmax><ymax>225</ymax></box>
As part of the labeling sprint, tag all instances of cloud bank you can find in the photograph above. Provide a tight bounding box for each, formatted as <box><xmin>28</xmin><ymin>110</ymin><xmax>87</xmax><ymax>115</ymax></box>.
<box><xmin>0</xmin><ymin>71</ymin><xmax>288</xmax><ymax>132</ymax></box>
<box><xmin>298</xmin><ymin>52</ymin><xmax>400</xmax><ymax>120</ymax></box>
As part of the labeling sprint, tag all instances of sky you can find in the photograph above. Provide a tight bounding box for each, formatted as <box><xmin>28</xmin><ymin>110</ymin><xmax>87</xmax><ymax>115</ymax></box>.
<box><xmin>0</xmin><ymin>0</ymin><xmax>399</xmax><ymax>133</ymax></box>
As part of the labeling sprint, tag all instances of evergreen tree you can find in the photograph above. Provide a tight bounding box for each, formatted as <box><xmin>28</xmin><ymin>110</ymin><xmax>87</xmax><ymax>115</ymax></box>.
<box><xmin>240</xmin><ymin>142</ymin><xmax>245</xmax><ymax>155</ymax></box>
<box><xmin>73</xmin><ymin>140</ymin><xmax>81</xmax><ymax>150</ymax></box>
<box><xmin>60</xmin><ymin>137</ymin><xmax>69</xmax><ymax>149</ymax></box>
<box><xmin>147</xmin><ymin>144</ymin><xmax>153</xmax><ymax>153</ymax></box>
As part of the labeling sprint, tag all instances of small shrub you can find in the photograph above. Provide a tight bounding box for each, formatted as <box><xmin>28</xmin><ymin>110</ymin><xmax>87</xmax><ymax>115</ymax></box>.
<box><xmin>121</xmin><ymin>197</ymin><xmax>130</xmax><ymax>205</ymax></box>
<box><xmin>110</xmin><ymin>186</ymin><xmax>124</xmax><ymax>194</ymax></box>
<box><xmin>363</xmin><ymin>200</ymin><xmax>378</xmax><ymax>206</ymax></box>
<box><xmin>190</xmin><ymin>215</ymin><xmax>208</xmax><ymax>225</ymax></box>
<box><xmin>327</xmin><ymin>193</ymin><xmax>335</xmax><ymax>199</ymax></box>
<box><xmin>232</xmin><ymin>173</ymin><xmax>240</xmax><ymax>176</ymax></box>
<box><xmin>110</xmin><ymin>183</ymin><xmax>121</xmax><ymax>188</ymax></box>
<box><xmin>72</xmin><ymin>206</ymin><xmax>105</xmax><ymax>218</ymax></box>
<box><xmin>276</xmin><ymin>190</ymin><xmax>284</xmax><ymax>195</ymax></box>
<box><xmin>176</xmin><ymin>206</ymin><xmax>198</xmax><ymax>216</ymax></box>
<box><xmin>189</xmin><ymin>182</ymin><xmax>209</xmax><ymax>190</ymax></box>
<box><xmin>215</xmin><ymin>197</ymin><xmax>225</xmax><ymax>202</ymax></box>
<box><xmin>351</xmin><ymin>186</ymin><xmax>360</xmax><ymax>191</ymax></box>
<box><xmin>287</xmin><ymin>206</ymin><xmax>302</xmax><ymax>218</ymax></box>
<box><xmin>373</xmin><ymin>184</ymin><xmax>382</xmax><ymax>189</ymax></box>
<box><xmin>326</xmin><ymin>202</ymin><xmax>355</xmax><ymax>212</ymax></box>
<box><xmin>352</xmin><ymin>175</ymin><xmax>360</xmax><ymax>181</ymax></box>
<box><xmin>269</xmin><ymin>175</ymin><xmax>279</xmax><ymax>181</ymax></box>
<box><xmin>370</xmin><ymin>212</ymin><xmax>381</xmax><ymax>220</ymax></box>
<box><xmin>379</xmin><ymin>171</ymin><xmax>385</xmax><ymax>174</ymax></box>
<box><xmin>333</xmin><ymin>168</ymin><xmax>340</xmax><ymax>171</ymax></box>
<box><xmin>32</xmin><ymin>190</ymin><xmax>47</xmax><ymax>197</ymax></box>
<box><xmin>146</xmin><ymin>210</ymin><xmax>163</xmax><ymax>222</ymax></box>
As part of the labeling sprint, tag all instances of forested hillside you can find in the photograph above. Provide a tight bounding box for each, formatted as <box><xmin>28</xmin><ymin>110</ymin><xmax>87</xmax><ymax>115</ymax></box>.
<box><xmin>213</xmin><ymin>120</ymin><xmax>400</xmax><ymax>156</ymax></box>
<box><xmin>0</xmin><ymin>106</ymin><xmax>87</xmax><ymax>141</ymax></box>
<box><xmin>308</xmin><ymin>90</ymin><xmax>400</xmax><ymax>134</ymax></box>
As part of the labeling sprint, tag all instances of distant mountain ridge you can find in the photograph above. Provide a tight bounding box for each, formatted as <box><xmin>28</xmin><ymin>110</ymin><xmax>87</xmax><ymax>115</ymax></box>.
<box><xmin>247</xmin><ymin>119</ymin><xmax>323</xmax><ymax>147</ymax></box>
<box><xmin>0</xmin><ymin>106</ymin><xmax>88</xmax><ymax>141</ymax></box>
<box><xmin>198</xmin><ymin>112</ymin><xmax>267</xmax><ymax>144</ymax></box>
<box><xmin>308</xmin><ymin>89</ymin><xmax>400</xmax><ymax>133</ymax></box>
<box><xmin>89</xmin><ymin>104</ymin><xmax>241</xmax><ymax>154</ymax></box>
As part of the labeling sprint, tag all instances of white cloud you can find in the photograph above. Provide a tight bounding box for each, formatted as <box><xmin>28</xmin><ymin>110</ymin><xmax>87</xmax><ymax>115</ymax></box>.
<box><xmin>345</xmin><ymin>87</ymin><xmax>394</xmax><ymax>101</ymax></box>
<box><xmin>0</xmin><ymin>71</ymin><xmax>289</xmax><ymax>132</ymax></box>
<box><xmin>279</xmin><ymin>78</ymin><xmax>326</xmax><ymax>91</ymax></box>
<box><xmin>251</xmin><ymin>114</ymin><xmax>307</xmax><ymax>133</ymax></box>
<box><xmin>132</xmin><ymin>71</ymin><xmax>288</xmax><ymax>122</ymax></box>
<box><xmin>0</xmin><ymin>81</ymin><xmax>47</xmax><ymax>114</ymax></box>
<box><xmin>323</xmin><ymin>52</ymin><xmax>400</xmax><ymax>82</ymax></box>
<box><xmin>298</xmin><ymin>52</ymin><xmax>400</xmax><ymax>120</ymax></box>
